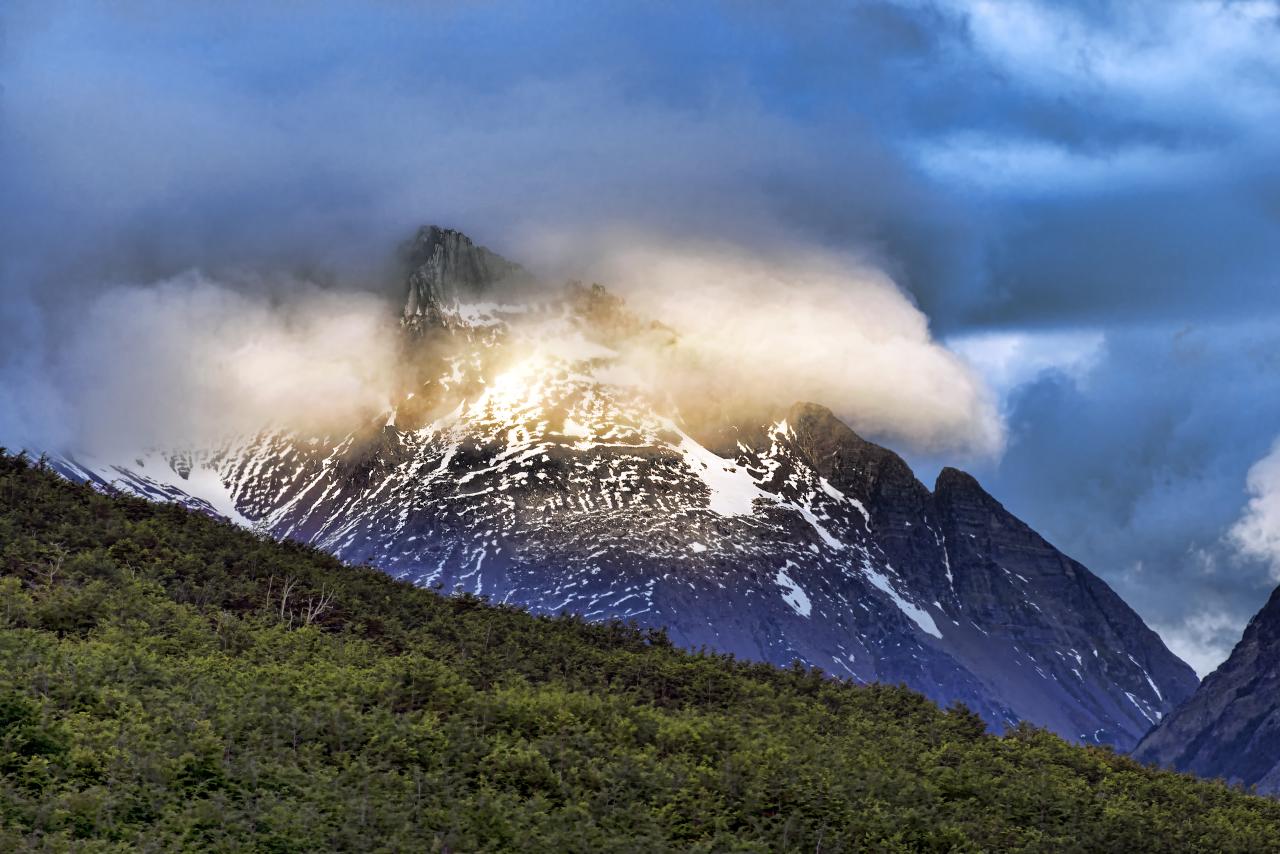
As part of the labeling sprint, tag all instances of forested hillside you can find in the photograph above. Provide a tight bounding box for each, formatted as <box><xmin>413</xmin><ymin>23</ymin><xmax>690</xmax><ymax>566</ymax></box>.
<box><xmin>1</xmin><ymin>451</ymin><xmax>1278</xmax><ymax>852</ymax></box>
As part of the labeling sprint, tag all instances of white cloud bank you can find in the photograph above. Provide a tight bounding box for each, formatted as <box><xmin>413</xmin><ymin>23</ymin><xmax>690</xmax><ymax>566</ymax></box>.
<box><xmin>947</xmin><ymin>329</ymin><xmax>1105</xmax><ymax>400</ymax></box>
<box><xmin>3</xmin><ymin>241</ymin><xmax>1007</xmax><ymax>465</ymax></box>
<box><xmin>22</xmin><ymin>274</ymin><xmax>402</xmax><ymax>457</ymax></box>
<box><xmin>581</xmin><ymin>240</ymin><xmax>1005</xmax><ymax>458</ymax></box>
<box><xmin>1152</xmin><ymin>608</ymin><xmax>1242</xmax><ymax>679</ymax></box>
<box><xmin>1230</xmin><ymin>439</ymin><xmax>1280</xmax><ymax>582</ymax></box>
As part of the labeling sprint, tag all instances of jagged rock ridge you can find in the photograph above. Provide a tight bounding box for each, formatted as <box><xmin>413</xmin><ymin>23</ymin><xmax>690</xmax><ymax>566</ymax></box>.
<box><xmin>401</xmin><ymin>225</ymin><xmax>532</xmax><ymax>328</ymax></box>
<box><xmin>52</xmin><ymin>226</ymin><xmax>1199</xmax><ymax>750</ymax></box>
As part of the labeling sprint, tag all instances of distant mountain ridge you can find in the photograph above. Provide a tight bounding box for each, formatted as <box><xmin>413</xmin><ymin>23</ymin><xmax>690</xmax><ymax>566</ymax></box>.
<box><xmin>51</xmin><ymin>225</ymin><xmax>1199</xmax><ymax>750</ymax></box>
<box><xmin>1135</xmin><ymin>584</ymin><xmax>1280</xmax><ymax>793</ymax></box>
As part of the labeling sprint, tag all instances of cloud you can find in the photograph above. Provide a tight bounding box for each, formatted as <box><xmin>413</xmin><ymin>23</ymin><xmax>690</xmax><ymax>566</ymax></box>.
<box><xmin>581</xmin><ymin>239</ymin><xmax>1004</xmax><ymax>457</ymax></box>
<box><xmin>946</xmin><ymin>329</ymin><xmax>1105</xmax><ymax>400</ymax></box>
<box><xmin>2</xmin><ymin>240</ymin><xmax>1004</xmax><ymax>465</ymax></box>
<box><xmin>5</xmin><ymin>0</ymin><xmax>1279</xmax><ymax>334</ymax></box>
<box><xmin>1230</xmin><ymin>439</ymin><xmax>1280</xmax><ymax>581</ymax></box>
<box><xmin>1152</xmin><ymin>608</ymin><xmax>1242</xmax><ymax>679</ymax></box>
<box><xmin>974</xmin><ymin>323</ymin><xmax>1280</xmax><ymax>673</ymax></box>
<box><xmin>904</xmin><ymin>0</ymin><xmax>1280</xmax><ymax>331</ymax></box>
<box><xmin>9</xmin><ymin>275</ymin><xmax>402</xmax><ymax>457</ymax></box>
<box><xmin>0</xmin><ymin>1</ymin><xmax>1011</xmax><ymax>462</ymax></box>
<box><xmin>0</xmin><ymin>1</ymin><xmax>969</xmax><ymax>298</ymax></box>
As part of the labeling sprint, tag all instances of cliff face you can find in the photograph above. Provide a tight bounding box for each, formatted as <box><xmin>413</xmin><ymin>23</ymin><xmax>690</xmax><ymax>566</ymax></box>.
<box><xmin>784</xmin><ymin>405</ymin><xmax>1198</xmax><ymax>745</ymax></box>
<box><xmin>1135</xmin><ymin>585</ymin><xmax>1280</xmax><ymax>792</ymax></box>
<box><xmin>51</xmin><ymin>226</ymin><xmax>1199</xmax><ymax>750</ymax></box>
<box><xmin>400</xmin><ymin>226</ymin><xmax>531</xmax><ymax>328</ymax></box>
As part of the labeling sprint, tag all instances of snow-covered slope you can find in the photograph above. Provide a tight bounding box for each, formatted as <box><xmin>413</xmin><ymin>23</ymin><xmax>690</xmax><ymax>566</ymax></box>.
<box><xmin>53</xmin><ymin>226</ymin><xmax>1198</xmax><ymax>749</ymax></box>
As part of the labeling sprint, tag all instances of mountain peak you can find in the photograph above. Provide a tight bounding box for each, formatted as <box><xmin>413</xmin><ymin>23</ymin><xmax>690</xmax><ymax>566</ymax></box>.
<box><xmin>400</xmin><ymin>225</ymin><xmax>530</xmax><ymax>324</ymax></box>
<box><xmin>934</xmin><ymin>466</ymin><xmax>986</xmax><ymax>498</ymax></box>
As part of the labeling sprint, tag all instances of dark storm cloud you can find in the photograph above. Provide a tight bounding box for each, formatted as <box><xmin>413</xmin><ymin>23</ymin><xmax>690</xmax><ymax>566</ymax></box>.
<box><xmin>960</xmin><ymin>160</ymin><xmax>1280</xmax><ymax>331</ymax></box>
<box><xmin>0</xmin><ymin>0</ymin><xmax>983</xmax><ymax>294</ymax></box>
<box><xmin>3</xmin><ymin>0</ymin><xmax>1280</xmax><ymax>670</ymax></box>
<box><xmin>970</xmin><ymin>325</ymin><xmax>1280</xmax><ymax>674</ymax></box>
<box><xmin>5</xmin><ymin>0</ymin><xmax>1273</xmax><ymax>323</ymax></box>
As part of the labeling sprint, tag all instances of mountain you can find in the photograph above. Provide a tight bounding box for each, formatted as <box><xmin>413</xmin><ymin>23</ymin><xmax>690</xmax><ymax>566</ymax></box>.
<box><xmin>1134</xmin><ymin>584</ymin><xmax>1280</xmax><ymax>793</ymax></box>
<box><xmin>5</xmin><ymin>450</ymin><xmax>1280</xmax><ymax>851</ymax></box>
<box><xmin>51</xmin><ymin>225</ymin><xmax>1198</xmax><ymax>750</ymax></box>
<box><xmin>401</xmin><ymin>224</ymin><xmax>533</xmax><ymax>328</ymax></box>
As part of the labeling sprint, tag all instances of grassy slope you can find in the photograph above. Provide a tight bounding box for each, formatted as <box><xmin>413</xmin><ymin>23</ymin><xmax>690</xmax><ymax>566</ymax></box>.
<box><xmin>0</xmin><ymin>451</ymin><xmax>1277</xmax><ymax>852</ymax></box>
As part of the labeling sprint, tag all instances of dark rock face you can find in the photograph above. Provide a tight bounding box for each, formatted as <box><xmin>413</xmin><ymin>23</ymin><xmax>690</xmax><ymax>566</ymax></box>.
<box><xmin>53</xmin><ymin>227</ymin><xmax>1200</xmax><ymax>751</ymax></box>
<box><xmin>784</xmin><ymin>406</ymin><xmax>1199</xmax><ymax>746</ymax></box>
<box><xmin>1134</xmin><ymin>586</ymin><xmax>1280</xmax><ymax>793</ymax></box>
<box><xmin>401</xmin><ymin>225</ymin><xmax>531</xmax><ymax>327</ymax></box>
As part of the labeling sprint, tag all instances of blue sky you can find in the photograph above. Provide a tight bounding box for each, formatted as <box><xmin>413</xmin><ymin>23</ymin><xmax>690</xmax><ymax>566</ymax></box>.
<box><xmin>4</xmin><ymin>0</ymin><xmax>1280</xmax><ymax>673</ymax></box>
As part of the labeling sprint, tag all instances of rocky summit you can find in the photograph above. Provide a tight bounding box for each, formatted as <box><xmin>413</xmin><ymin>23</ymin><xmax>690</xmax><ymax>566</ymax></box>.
<box><xmin>52</xmin><ymin>226</ymin><xmax>1199</xmax><ymax>750</ymax></box>
<box><xmin>1134</xmin><ymin>584</ymin><xmax>1280</xmax><ymax>793</ymax></box>
<box><xmin>401</xmin><ymin>225</ymin><xmax>532</xmax><ymax>329</ymax></box>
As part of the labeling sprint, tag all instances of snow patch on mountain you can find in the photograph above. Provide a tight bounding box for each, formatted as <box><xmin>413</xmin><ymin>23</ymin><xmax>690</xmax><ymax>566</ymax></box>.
<box><xmin>775</xmin><ymin>564</ymin><xmax>812</xmax><ymax>617</ymax></box>
<box><xmin>860</xmin><ymin>558</ymin><xmax>943</xmax><ymax>640</ymax></box>
<box><xmin>674</xmin><ymin>427</ymin><xmax>772</xmax><ymax>517</ymax></box>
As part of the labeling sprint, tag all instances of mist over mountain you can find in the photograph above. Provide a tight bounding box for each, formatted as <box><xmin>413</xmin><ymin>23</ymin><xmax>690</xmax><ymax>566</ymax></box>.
<box><xmin>3</xmin><ymin>231</ymin><xmax>1004</xmax><ymax>466</ymax></box>
<box><xmin>48</xmin><ymin>227</ymin><xmax>1198</xmax><ymax>751</ymax></box>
